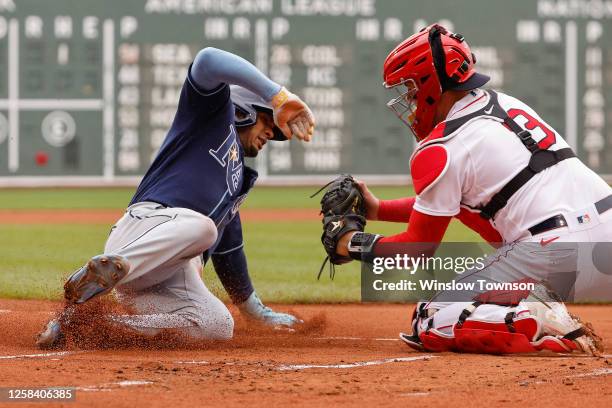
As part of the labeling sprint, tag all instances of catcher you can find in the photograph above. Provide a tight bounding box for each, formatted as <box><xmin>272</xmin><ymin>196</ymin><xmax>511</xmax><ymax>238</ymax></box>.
<box><xmin>317</xmin><ymin>24</ymin><xmax>611</xmax><ymax>355</ymax></box>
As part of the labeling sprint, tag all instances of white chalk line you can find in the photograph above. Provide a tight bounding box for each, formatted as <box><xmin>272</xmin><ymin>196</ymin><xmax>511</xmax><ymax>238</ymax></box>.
<box><xmin>0</xmin><ymin>310</ymin><xmax>56</xmax><ymax>316</ymax></box>
<box><xmin>0</xmin><ymin>351</ymin><xmax>77</xmax><ymax>360</ymax></box>
<box><xmin>568</xmin><ymin>368</ymin><xmax>612</xmax><ymax>379</ymax></box>
<box><xmin>276</xmin><ymin>355</ymin><xmax>433</xmax><ymax>371</ymax></box>
<box><xmin>518</xmin><ymin>366</ymin><xmax>612</xmax><ymax>386</ymax></box>
<box><xmin>77</xmin><ymin>380</ymin><xmax>153</xmax><ymax>392</ymax></box>
<box><xmin>399</xmin><ymin>392</ymin><xmax>430</xmax><ymax>397</ymax></box>
<box><xmin>174</xmin><ymin>355</ymin><xmax>434</xmax><ymax>371</ymax></box>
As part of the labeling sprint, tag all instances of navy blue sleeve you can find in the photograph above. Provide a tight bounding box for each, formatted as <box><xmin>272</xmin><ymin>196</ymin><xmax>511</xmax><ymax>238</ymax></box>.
<box><xmin>180</xmin><ymin>66</ymin><xmax>231</xmax><ymax>119</ymax></box>
<box><xmin>210</xmin><ymin>214</ymin><xmax>255</xmax><ymax>304</ymax></box>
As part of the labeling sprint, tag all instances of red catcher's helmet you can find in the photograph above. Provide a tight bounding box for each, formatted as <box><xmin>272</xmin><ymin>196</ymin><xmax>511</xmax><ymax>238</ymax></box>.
<box><xmin>383</xmin><ymin>24</ymin><xmax>489</xmax><ymax>140</ymax></box>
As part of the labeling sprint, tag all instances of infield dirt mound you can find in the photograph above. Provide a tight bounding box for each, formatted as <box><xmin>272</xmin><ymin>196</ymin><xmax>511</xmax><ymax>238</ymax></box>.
<box><xmin>1</xmin><ymin>299</ymin><xmax>611</xmax><ymax>408</ymax></box>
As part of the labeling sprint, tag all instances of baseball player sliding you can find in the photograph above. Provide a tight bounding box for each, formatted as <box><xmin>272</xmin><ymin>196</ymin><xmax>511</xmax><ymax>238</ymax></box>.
<box><xmin>37</xmin><ymin>47</ymin><xmax>315</xmax><ymax>348</ymax></box>
<box><xmin>318</xmin><ymin>24</ymin><xmax>611</xmax><ymax>355</ymax></box>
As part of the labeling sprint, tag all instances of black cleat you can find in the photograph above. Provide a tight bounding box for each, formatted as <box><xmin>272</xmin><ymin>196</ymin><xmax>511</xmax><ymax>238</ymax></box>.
<box><xmin>399</xmin><ymin>332</ymin><xmax>425</xmax><ymax>351</ymax></box>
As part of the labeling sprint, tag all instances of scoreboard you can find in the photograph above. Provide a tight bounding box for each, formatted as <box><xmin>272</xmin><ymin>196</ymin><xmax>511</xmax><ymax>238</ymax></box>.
<box><xmin>0</xmin><ymin>0</ymin><xmax>611</xmax><ymax>183</ymax></box>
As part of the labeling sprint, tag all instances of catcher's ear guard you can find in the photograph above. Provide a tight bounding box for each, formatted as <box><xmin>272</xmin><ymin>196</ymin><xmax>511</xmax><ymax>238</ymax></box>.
<box><xmin>64</xmin><ymin>255</ymin><xmax>130</xmax><ymax>304</ymax></box>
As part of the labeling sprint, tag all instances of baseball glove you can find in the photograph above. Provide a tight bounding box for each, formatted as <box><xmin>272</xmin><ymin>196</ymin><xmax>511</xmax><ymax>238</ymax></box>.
<box><xmin>311</xmin><ymin>174</ymin><xmax>367</xmax><ymax>279</ymax></box>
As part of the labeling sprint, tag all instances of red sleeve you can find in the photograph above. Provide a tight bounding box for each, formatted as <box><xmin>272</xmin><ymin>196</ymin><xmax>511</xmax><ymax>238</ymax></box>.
<box><xmin>455</xmin><ymin>207</ymin><xmax>503</xmax><ymax>246</ymax></box>
<box><xmin>378</xmin><ymin>197</ymin><xmax>415</xmax><ymax>223</ymax></box>
<box><xmin>379</xmin><ymin>210</ymin><xmax>451</xmax><ymax>243</ymax></box>
<box><xmin>376</xmin><ymin>210</ymin><xmax>451</xmax><ymax>258</ymax></box>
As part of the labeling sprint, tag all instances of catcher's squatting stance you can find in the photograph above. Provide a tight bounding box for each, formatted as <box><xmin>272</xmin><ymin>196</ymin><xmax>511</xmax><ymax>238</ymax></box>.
<box><xmin>317</xmin><ymin>25</ymin><xmax>612</xmax><ymax>355</ymax></box>
<box><xmin>36</xmin><ymin>47</ymin><xmax>315</xmax><ymax>348</ymax></box>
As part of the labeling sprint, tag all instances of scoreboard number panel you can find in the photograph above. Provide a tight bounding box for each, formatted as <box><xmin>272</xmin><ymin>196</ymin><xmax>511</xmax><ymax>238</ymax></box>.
<box><xmin>0</xmin><ymin>0</ymin><xmax>610</xmax><ymax>181</ymax></box>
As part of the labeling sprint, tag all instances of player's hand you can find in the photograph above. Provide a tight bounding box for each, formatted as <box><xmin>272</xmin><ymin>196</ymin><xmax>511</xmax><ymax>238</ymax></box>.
<box><xmin>271</xmin><ymin>87</ymin><xmax>315</xmax><ymax>142</ymax></box>
<box><xmin>335</xmin><ymin>231</ymin><xmax>356</xmax><ymax>257</ymax></box>
<box><xmin>238</xmin><ymin>292</ymin><xmax>303</xmax><ymax>329</ymax></box>
<box><xmin>355</xmin><ymin>179</ymin><xmax>380</xmax><ymax>220</ymax></box>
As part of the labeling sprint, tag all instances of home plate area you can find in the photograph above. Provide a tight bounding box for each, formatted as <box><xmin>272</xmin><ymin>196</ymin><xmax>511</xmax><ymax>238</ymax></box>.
<box><xmin>0</xmin><ymin>300</ymin><xmax>611</xmax><ymax>407</ymax></box>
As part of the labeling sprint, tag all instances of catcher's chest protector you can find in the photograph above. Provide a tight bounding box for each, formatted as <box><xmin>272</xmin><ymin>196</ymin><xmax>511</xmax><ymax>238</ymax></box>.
<box><xmin>412</xmin><ymin>91</ymin><xmax>576</xmax><ymax>220</ymax></box>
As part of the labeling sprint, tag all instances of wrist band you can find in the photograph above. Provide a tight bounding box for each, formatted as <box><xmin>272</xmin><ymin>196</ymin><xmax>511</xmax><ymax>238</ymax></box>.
<box><xmin>347</xmin><ymin>232</ymin><xmax>383</xmax><ymax>262</ymax></box>
<box><xmin>271</xmin><ymin>87</ymin><xmax>289</xmax><ymax>108</ymax></box>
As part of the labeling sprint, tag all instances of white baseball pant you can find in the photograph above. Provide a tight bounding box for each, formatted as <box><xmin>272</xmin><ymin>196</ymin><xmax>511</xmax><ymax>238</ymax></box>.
<box><xmin>102</xmin><ymin>202</ymin><xmax>233</xmax><ymax>340</ymax></box>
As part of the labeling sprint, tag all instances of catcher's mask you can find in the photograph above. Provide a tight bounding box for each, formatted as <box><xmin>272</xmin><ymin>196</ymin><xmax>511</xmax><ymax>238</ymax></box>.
<box><xmin>230</xmin><ymin>85</ymin><xmax>287</xmax><ymax>141</ymax></box>
<box><xmin>383</xmin><ymin>24</ymin><xmax>490</xmax><ymax>140</ymax></box>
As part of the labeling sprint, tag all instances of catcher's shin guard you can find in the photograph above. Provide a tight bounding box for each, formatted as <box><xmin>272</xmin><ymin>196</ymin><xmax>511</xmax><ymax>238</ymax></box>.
<box><xmin>404</xmin><ymin>301</ymin><xmax>603</xmax><ymax>355</ymax></box>
<box><xmin>64</xmin><ymin>255</ymin><xmax>130</xmax><ymax>304</ymax></box>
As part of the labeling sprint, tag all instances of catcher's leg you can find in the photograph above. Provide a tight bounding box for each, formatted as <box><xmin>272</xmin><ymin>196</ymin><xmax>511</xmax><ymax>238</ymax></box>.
<box><xmin>404</xmin><ymin>298</ymin><xmax>602</xmax><ymax>355</ymax></box>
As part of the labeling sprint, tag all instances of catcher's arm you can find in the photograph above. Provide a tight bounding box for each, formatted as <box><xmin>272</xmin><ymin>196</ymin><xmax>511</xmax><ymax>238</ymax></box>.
<box><xmin>316</xmin><ymin>175</ymin><xmax>452</xmax><ymax>278</ymax></box>
<box><xmin>335</xmin><ymin>210</ymin><xmax>451</xmax><ymax>258</ymax></box>
<box><xmin>354</xmin><ymin>182</ymin><xmax>501</xmax><ymax>244</ymax></box>
<box><xmin>377</xmin><ymin>197</ymin><xmax>416</xmax><ymax>223</ymax></box>
<box><xmin>354</xmin><ymin>181</ymin><xmax>416</xmax><ymax>223</ymax></box>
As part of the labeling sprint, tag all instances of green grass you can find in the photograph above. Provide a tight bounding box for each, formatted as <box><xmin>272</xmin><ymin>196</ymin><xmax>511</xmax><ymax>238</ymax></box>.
<box><xmin>0</xmin><ymin>186</ymin><xmax>416</xmax><ymax>210</ymax></box>
<box><xmin>0</xmin><ymin>187</ymin><xmax>480</xmax><ymax>302</ymax></box>
<box><xmin>0</xmin><ymin>189</ymin><xmax>133</xmax><ymax>209</ymax></box>
<box><xmin>0</xmin><ymin>224</ymin><xmax>110</xmax><ymax>299</ymax></box>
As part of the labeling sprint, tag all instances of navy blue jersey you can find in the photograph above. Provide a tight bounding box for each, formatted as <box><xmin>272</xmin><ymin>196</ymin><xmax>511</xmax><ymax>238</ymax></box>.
<box><xmin>130</xmin><ymin>68</ymin><xmax>258</xmax><ymax>232</ymax></box>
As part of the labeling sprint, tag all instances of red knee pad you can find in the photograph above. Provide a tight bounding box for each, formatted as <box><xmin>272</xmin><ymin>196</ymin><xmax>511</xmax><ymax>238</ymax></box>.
<box><xmin>419</xmin><ymin>330</ymin><xmax>456</xmax><ymax>352</ymax></box>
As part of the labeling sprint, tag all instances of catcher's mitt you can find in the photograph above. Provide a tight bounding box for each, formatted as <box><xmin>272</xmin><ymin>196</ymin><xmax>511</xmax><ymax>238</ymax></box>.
<box><xmin>311</xmin><ymin>174</ymin><xmax>367</xmax><ymax>279</ymax></box>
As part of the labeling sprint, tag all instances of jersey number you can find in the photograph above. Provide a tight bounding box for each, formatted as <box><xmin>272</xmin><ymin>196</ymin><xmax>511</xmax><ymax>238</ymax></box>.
<box><xmin>507</xmin><ymin>108</ymin><xmax>556</xmax><ymax>150</ymax></box>
<box><xmin>209</xmin><ymin>125</ymin><xmax>243</xmax><ymax>196</ymax></box>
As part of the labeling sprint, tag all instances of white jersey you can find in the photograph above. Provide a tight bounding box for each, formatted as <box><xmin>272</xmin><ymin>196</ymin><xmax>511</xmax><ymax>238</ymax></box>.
<box><xmin>413</xmin><ymin>89</ymin><xmax>612</xmax><ymax>243</ymax></box>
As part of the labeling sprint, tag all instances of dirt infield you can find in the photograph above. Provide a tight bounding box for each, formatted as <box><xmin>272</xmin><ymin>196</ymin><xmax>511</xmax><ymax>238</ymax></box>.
<box><xmin>0</xmin><ymin>300</ymin><xmax>611</xmax><ymax>407</ymax></box>
<box><xmin>0</xmin><ymin>209</ymin><xmax>319</xmax><ymax>224</ymax></box>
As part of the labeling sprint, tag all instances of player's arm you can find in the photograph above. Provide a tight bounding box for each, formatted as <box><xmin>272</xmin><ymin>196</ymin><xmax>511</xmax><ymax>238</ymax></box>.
<box><xmin>321</xmin><ymin>144</ymin><xmax>465</xmax><ymax>263</ymax></box>
<box><xmin>190</xmin><ymin>47</ymin><xmax>314</xmax><ymax>141</ymax></box>
<box><xmin>455</xmin><ymin>207</ymin><xmax>503</xmax><ymax>247</ymax></box>
<box><xmin>377</xmin><ymin>197</ymin><xmax>416</xmax><ymax>223</ymax></box>
<box><xmin>191</xmin><ymin>47</ymin><xmax>280</xmax><ymax>101</ymax></box>
<box><xmin>335</xmin><ymin>210</ymin><xmax>451</xmax><ymax>260</ymax></box>
<box><xmin>355</xmin><ymin>179</ymin><xmax>415</xmax><ymax>222</ymax></box>
<box><xmin>211</xmin><ymin>214</ymin><xmax>301</xmax><ymax>328</ymax></box>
